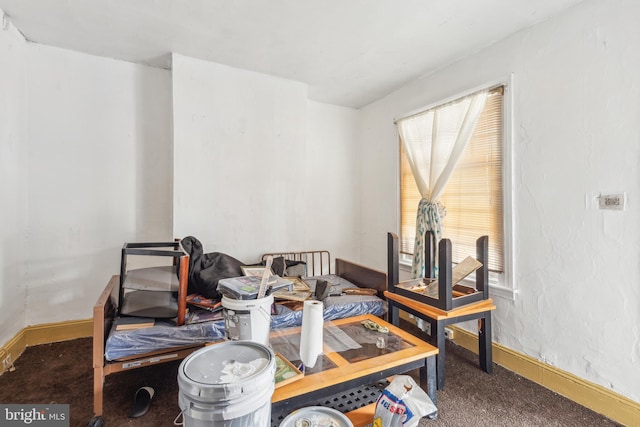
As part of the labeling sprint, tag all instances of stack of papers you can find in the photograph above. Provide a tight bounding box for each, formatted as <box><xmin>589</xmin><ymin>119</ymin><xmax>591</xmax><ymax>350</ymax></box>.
<box><xmin>218</xmin><ymin>276</ymin><xmax>293</xmax><ymax>299</ymax></box>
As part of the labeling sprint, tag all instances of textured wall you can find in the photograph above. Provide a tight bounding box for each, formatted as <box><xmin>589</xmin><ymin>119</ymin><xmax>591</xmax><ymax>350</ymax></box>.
<box><xmin>26</xmin><ymin>45</ymin><xmax>173</xmax><ymax>325</ymax></box>
<box><xmin>172</xmin><ymin>54</ymin><xmax>360</xmax><ymax>263</ymax></box>
<box><xmin>358</xmin><ymin>0</ymin><xmax>640</xmax><ymax>402</ymax></box>
<box><xmin>0</xmin><ymin>13</ymin><xmax>28</xmax><ymax>346</ymax></box>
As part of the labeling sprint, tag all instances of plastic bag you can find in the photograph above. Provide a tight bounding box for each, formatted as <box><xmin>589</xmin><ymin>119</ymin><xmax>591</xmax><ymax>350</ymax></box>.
<box><xmin>373</xmin><ymin>375</ymin><xmax>437</xmax><ymax>427</ymax></box>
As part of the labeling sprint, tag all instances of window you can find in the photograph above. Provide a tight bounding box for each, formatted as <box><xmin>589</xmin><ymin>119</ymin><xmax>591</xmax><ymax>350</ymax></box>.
<box><xmin>400</xmin><ymin>84</ymin><xmax>511</xmax><ymax>290</ymax></box>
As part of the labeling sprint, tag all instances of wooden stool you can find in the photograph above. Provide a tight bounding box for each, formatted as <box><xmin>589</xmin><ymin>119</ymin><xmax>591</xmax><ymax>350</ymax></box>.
<box><xmin>385</xmin><ymin>290</ymin><xmax>495</xmax><ymax>390</ymax></box>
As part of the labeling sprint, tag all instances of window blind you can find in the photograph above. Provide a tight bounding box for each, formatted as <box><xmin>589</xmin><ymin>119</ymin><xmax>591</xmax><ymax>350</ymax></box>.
<box><xmin>400</xmin><ymin>87</ymin><xmax>504</xmax><ymax>272</ymax></box>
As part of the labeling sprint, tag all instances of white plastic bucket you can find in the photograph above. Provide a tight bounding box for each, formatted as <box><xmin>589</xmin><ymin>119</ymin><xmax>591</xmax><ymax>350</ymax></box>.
<box><xmin>222</xmin><ymin>294</ymin><xmax>273</xmax><ymax>345</ymax></box>
<box><xmin>279</xmin><ymin>406</ymin><xmax>354</xmax><ymax>427</ymax></box>
<box><xmin>176</xmin><ymin>341</ymin><xmax>275</xmax><ymax>427</ymax></box>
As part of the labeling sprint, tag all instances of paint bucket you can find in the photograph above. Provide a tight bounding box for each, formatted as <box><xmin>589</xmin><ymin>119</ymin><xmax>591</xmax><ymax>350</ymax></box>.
<box><xmin>222</xmin><ymin>294</ymin><xmax>273</xmax><ymax>345</ymax></box>
<box><xmin>279</xmin><ymin>406</ymin><xmax>354</xmax><ymax>427</ymax></box>
<box><xmin>176</xmin><ymin>341</ymin><xmax>276</xmax><ymax>427</ymax></box>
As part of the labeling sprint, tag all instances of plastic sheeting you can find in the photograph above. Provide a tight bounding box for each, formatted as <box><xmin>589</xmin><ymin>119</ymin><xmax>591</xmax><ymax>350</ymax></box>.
<box><xmin>105</xmin><ymin>274</ymin><xmax>387</xmax><ymax>361</ymax></box>
<box><xmin>270</xmin><ymin>322</ymin><xmax>363</xmax><ymax>365</ymax></box>
<box><xmin>272</xmin><ymin>274</ymin><xmax>387</xmax><ymax>328</ymax></box>
<box><xmin>105</xmin><ymin>320</ymin><xmax>226</xmax><ymax>360</ymax></box>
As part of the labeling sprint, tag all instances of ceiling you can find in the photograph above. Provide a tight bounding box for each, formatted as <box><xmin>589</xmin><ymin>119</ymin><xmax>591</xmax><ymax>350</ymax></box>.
<box><xmin>0</xmin><ymin>0</ymin><xmax>585</xmax><ymax>108</ymax></box>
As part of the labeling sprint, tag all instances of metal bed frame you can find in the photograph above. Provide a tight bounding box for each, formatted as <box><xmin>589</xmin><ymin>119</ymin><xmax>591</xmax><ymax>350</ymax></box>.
<box><xmin>261</xmin><ymin>250</ymin><xmax>331</xmax><ymax>276</ymax></box>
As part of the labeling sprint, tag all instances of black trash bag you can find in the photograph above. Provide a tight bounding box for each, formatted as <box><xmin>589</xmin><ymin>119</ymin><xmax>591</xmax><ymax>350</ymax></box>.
<box><xmin>180</xmin><ymin>236</ymin><xmax>246</xmax><ymax>299</ymax></box>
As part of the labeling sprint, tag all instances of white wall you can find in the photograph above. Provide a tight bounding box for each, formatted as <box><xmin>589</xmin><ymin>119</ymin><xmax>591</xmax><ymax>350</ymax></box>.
<box><xmin>305</xmin><ymin>101</ymin><xmax>360</xmax><ymax>261</ymax></box>
<box><xmin>0</xmin><ymin>15</ymin><xmax>28</xmax><ymax>346</ymax></box>
<box><xmin>359</xmin><ymin>0</ymin><xmax>640</xmax><ymax>402</ymax></box>
<box><xmin>25</xmin><ymin>44</ymin><xmax>173</xmax><ymax>325</ymax></box>
<box><xmin>172</xmin><ymin>54</ymin><xmax>360</xmax><ymax>263</ymax></box>
<box><xmin>0</xmin><ymin>44</ymin><xmax>360</xmax><ymax>344</ymax></box>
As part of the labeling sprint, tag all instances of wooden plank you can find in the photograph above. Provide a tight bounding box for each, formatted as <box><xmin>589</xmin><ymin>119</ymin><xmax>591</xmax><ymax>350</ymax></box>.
<box><xmin>336</xmin><ymin>259</ymin><xmax>387</xmax><ymax>298</ymax></box>
<box><xmin>110</xmin><ymin>344</ymin><xmax>202</xmax><ymax>362</ymax></box>
<box><xmin>384</xmin><ymin>291</ymin><xmax>495</xmax><ymax>320</ymax></box>
<box><xmin>323</xmin><ymin>346</ymin><xmax>351</xmax><ymax>368</ymax></box>
<box><xmin>93</xmin><ymin>275</ymin><xmax>118</xmax><ymax>416</ymax></box>
<box><xmin>104</xmin><ymin>346</ymin><xmax>201</xmax><ymax>375</ymax></box>
<box><xmin>93</xmin><ymin>276</ymin><xmax>117</xmax><ymax>369</ymax></box>
<box><xmin>345</xmin><ymin>402</ymin><xmax>376</xmax><ymax>427</ymax></box>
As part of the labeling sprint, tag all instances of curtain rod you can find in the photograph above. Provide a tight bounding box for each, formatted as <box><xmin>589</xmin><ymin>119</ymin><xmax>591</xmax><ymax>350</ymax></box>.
<box><xmin>393</xmin><ymin>83</ymin><xmax>505</xmax><ymax>125</ymax></box>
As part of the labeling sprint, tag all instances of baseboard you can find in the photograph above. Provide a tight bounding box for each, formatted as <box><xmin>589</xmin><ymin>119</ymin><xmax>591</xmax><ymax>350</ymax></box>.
<box><xmin>0</xmin><ymin>319</ymin><xmax>93</xmax><ymax>375</ymax></box>
<box><xmin>449</xmin><ymin>325</ymin><xmax>640</xmax><ymax>427</ymax></box>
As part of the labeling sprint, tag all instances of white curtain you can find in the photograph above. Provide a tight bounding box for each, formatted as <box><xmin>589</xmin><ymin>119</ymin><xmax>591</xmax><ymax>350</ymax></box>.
<box><xmin>397</xmin><ymin>89</ymin><xmax>488</xmax><ymax>278</ymax></box>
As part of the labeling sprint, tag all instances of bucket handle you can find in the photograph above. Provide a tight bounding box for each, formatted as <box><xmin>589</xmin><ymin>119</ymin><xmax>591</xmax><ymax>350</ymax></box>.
<box><xmin>258</xmin><ymin>305</ymin><xmax>272</xmax><ymax>322</ymax></box>
<box><xmin>173</xmin><ymin>408</ymin><xmax>185</xmax><ymax>426</ymax></box>
<box><xmin>173</xmin><ymin>405</ymin><xmax>189</xmax><ymax>426</ymax></box>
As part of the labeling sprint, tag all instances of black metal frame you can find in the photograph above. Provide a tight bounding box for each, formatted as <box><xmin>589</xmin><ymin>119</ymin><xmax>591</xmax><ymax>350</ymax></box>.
<box><xmin>118</xmin><ymin>241</ymin><xmax>188</xmax><ymax>319</ymax></box>
<box><xmin>389</xmin><ymin>232</ymin><xmax>489</xmax><ymax>310</ymax></box>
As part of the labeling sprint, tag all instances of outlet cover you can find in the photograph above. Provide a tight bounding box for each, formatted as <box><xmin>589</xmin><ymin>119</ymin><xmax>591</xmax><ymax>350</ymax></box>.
<box><xmin>599</xmin><ymin>193</ymin><xmax>625</xmax><ymax>210</ymax></box>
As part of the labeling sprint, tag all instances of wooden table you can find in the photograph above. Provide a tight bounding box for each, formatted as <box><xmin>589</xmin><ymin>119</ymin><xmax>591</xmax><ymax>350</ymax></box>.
<box><xmin>384</xmin><ymin>291</ymin><xmax>496</xmax><ymax>390</ymax></box>
<box><xmin>269</xmin><ymin>313</ymin><xmax>439</xmax><ymax>426</ymax></box>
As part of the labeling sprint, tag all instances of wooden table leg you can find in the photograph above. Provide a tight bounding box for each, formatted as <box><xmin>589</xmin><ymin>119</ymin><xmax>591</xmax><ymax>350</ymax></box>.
<box><xmin>419</xmin><ymin>354</ymin><xmax>438</xmax><ymax>407</ymax></box>
<box><xmin>479</xmin><ymin>313</ymin><xmax>493</xmax><ymax>374</ymax></box>
<box><xmin>388</xmin><ymin>300</ymin><xmax>400</xmax><ymax>325</ymax></box>
<box><xmin>434</xmin><ymin>320</ymin><xmax>446</xmax><ymax>390</ymax></box>
<box><xmin>388</xmin><ymin>300</ymin><xmax>446</xmax><ymax>390</ymax></box>
<box><xmin>93</xmin><ymin>365</ymin><xmax>103</xmax><ymax>416</ymax></box>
